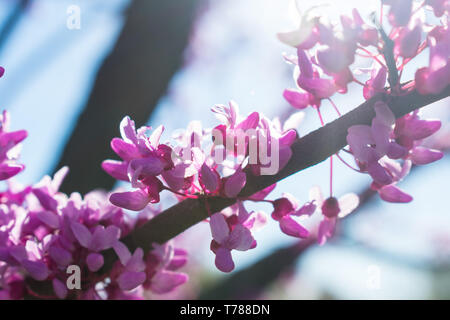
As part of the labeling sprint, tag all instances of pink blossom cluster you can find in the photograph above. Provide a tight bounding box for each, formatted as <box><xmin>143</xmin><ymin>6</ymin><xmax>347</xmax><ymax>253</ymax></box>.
<box><xmin>102</xmin><ymin>102</ymin><xmax>306</xmax><ymax>272</ymax></box>
<box><xmin>280</xmin><ymin>1</ymin><xmax>449</xmax><ymax>107</ymax></box>
<box><xmin>347</xmin><ymin>102</ymin><xmax>443</xmax><ymax>202</ymax></box>
<box><xmin>279</xmin><ymin>2</ymin><xmax>447</xmax><ymax>207</ymax></box>
<box><xmin>0</xmin><ymin>165</ymin><xmax>187</xmax><ymax>299</ymax></box>
<box><xmin>102</xmin><ymin>101</ymin><xmax>297</xmax><ymax>213</ymax></box>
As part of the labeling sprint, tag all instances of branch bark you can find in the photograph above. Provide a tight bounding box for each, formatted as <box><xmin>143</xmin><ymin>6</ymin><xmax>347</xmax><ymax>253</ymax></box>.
<box><xmin>99</xmin><ymin>86</ymin><xmax>450</xmax><ymax>272</ymax></box>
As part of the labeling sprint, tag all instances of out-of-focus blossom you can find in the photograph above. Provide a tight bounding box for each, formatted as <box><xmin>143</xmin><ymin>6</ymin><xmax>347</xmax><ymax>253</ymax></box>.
<box><xmin>0</xmin><ymin>110</ymin><xmax>27</xmax><ymax>181</ymax></box>
<box><xmin>310</xmin><ymin>187</ymin><xmax>359</xmax><ymax>245</ymax></box>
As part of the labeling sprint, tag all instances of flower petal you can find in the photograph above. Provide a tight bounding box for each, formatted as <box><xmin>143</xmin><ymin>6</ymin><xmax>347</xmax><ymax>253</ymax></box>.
<box><xmin>86</xmin><ymin>253</ymin><xmax>104</xmax><ymax>272</ymax></box>
<box><xmin>338</xmin><ymin>193</ymin><xmax>359</xmax><ymax>218</ymax></box>
<box><xmin>214</xmin><ymin>247</ymin><xmax>235</xmax><ymax>273</ymax></box>
<box><xmin>210</xmin><ymin>213</ymin><xmax>229</xmax><ymax>244</ymax></box>
<box><xmin>22</xmin><ymin>260</ymin><xmax>49</xmax><ymax>281</ymax></box>
<box><xmin>226</xmin><ymin>224</ymin><xmax>254</xmax><ymax>251</ymax></box>
<box><xmin>117</xmin><ymin>271</ymin><xmax>146</xmax><ymax>291</ymax></box>
<box><xmin>150</xmin><ymin>270</ymin><xmax>188</xmax><ymax>294</ymax></box>
<box><xmin>224</xmin><ymin>171</ymin><xmax>246</xmax><ymax>198</ymax></box>
<box><xmin>379</xmin><ymin>185</ymin><xmax>413</xmax><ymax>203</ymax></box>
<box><xmin>410</xmin><ymin>146</ymin><xmax>443</xmax><ymax>165</ymax></box>
<box><xmin>109</xmin><ymin>189</ymin><xmax>150</xmax><ymax>211</ymax></box>
<box><xmin>279</xmin><ymin>216</ymin><xmax>309</xmax><ymax>238</ymax></box>
<box><xmin>70</xmin><ymin>222</ymin><xmax>92</xmax><ymax>248</ymax></box>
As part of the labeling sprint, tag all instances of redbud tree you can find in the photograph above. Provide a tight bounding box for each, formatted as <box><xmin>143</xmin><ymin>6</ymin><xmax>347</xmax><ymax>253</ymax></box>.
<box><xmin>0</xmin><ymin>1</ymin><xmax>449</xmax><ymax>299</ymax></box>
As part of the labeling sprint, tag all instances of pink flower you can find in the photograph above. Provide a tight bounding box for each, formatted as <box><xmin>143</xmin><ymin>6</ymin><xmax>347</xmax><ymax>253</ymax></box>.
<box><xmin>270</xmin><ymin>193</ymin><xmax>314</xmax><ymax>239</ymax></box>
<box><xmin>310</xmin><ymin>187</ymin><xmax>359</xmax><ymax>245</ymax></box>
<box><xmin>363</xmin><ymin>65</ymin><xmax>387</xmax><ymax>100</ymax></box>
<box><xmin>395</xmin><ymin>22</ymin><xmax>422</xmax><ymax>59</ymax></box>
<box><xmin>415</xmin><ymin>26</ymin><xmax>450</xmax><ymax>95</ymax></box>
<box><xmin>0</xmin><ymin>111</ymin><xmax>27</xmax><ymax>181</ymax></box>
<box><xmin>370</xmin><ymin>158</ymin><xmax>413</xmax><ymax>203</ymax></box>
<box><xmin>209</xmin><ymin>212</ymin><xmax>255</xmax><ymax>272</ymax></box>
<box><xmin>143</xmin><ymin>243</ymin><xmax>188</xmax><ymax>294</ymax></box>
<box><xmin>384</xmin><ymin>0</ymin><xmax>413</xmax><ymax>27</ymax></box>
<box><xmin>103</xmin><ymin>116</ymin><xmax>174</xmax><ymax>210</ymax></box>
<box><xmin>297</xmin><ymin>49</ymin><xmax>336</xmax><ymax>100</ymax></box>
<box><xmin>347</xmin><ymin>102</ymin><xmax>408</xmax><ymax>185</ymax></box>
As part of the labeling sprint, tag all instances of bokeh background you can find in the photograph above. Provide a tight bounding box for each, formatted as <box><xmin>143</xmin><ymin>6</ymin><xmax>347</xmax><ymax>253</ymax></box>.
<box><xmin>1</xmin><ymin>0</ymin><xmax>450</xmax><ymax>299</ymax></box>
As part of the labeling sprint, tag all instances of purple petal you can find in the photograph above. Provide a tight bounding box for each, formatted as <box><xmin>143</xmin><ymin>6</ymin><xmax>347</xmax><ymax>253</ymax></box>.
<box><xmin>210</xmin><ymin>213</ymin><xmax>229</xmax><ymax>244</ymax></box>
<box><xmin>402</xmin><ymin>119</ymin><xmax>441</xmax><ymax>140</ymax></box>
<box><xmin>236</xmin><ymin>112</ymin><xmax>260</xmax><ymax>131</ymax></box>
<box><xmin>271</xmin><ymin>198</ymin><xmax>295</xmax><ymax>220</ymax></box>
<box><xmin>49</xmin><ymin>245</ymin><xmax>72</xmax><ymax>267</ymax></box>
<box><xmin>0</xmin><ymin>130</ymin><xmax>27</xmax><ymax>145</ymax></box>
<box><xmin>374</xmin><ymin>101</ymin><xmax>395</xmax><ymax>127</ymax></box>
<box><xmin>279</xmin><ymin>216</ymin><xmax>309</xmax><ymax>239</ymax></box>
<box><xmin>199</xmin><ymin>163</ymin><xmax>219</xmax><ymax>193</ymax></box>
<box><xmin>52</xmin><ymin>278</ymin><xmax>68</xmax><ymax>299</ymax></box>
<box><xmin>337</xmin><ymin>193</ymin><xmax>359</xmax><ymax>218</ymax></box>
<box><xmin>86</xmin><ymin>253</ymin><xmax>104</xmax><ymax>272</ymax></box>
<box><xmin>119</xmin><ymin>116</ymin><xmax>138</xmax><ymax>144</ymax></box>
<box><xmin>410</xmin><ymin>147</ymin><xmax>443</xmax><ymax>165</ymax></box>
<box><xmin>70</xmin><ymin>222</ymin><xmax>92</xmax><ymax>248</ymax></box>
<box><xmin>379</xmin><ymin>185</ymin><xmax>413</xmax><ymax>203</ymax></box>
<box><xmin>368</xmin><ymin>161</ymin><xmax>393</xmax><ymax>185</ymax></box>
<box><xmin>224</xmin><ymin>171</ymin><xmax>246</xmax><ymax>198</ymax></box>
<box><xmin>279</xmin><ymin>129</ymin><xmax>297</xmax><ymax>147</ymax></box>
<box><xmin>248</xmin><ymin>184</ymin><xmax>276</xmax><ymax>200</ymax></box>
<box><xmin>297</xmin><ymin>49</ymin><xmax>314</xmax><ymax>78</ymax></box>
<box><xmin>117</xmin><ymin>271</ymin><xmax>146</xmax><ymax>291</ymax></box>
<box><xmin>167</xmin><ymin>256</ymin><xmax>188</xmax><ymax>270</ymax></box>
<box><xmin>387</xmin><ymin>142</ymin><xmax>408</xmax><ymax>159</ymax></box>
<box><xmin>113</xmin><ymin>241</ymin><xmax>132</xmax><ymax>266</ymax></box>
<box><xmin>51</xmin><ymin>166</ymin><xmax>69</xmax><ymax>193</ymax></box>
<box><xmin>294</xmin><ymin>202</ymin><xmax>316</xmax><ymax>216</ymax></box>
<box><xmin>89</xmin><ymin>225</ymin><xmax>120</xmax><ymax>252</ymax></box>
<box><xmin>149</xmin><ymin>125</ymin><xmax>164</xmax><ymax>148</ymax></box>
<box><xmin>126</xmin><ymin>248</ymin><xmax>146</xmax><ymax>272</ymax></box>
<box><xmin>150</xmin><ymin>270</ymin><xmax>188</xmax><ymax>294</ymax></box>
<box><xmin>317</xmin><ymin>218</ymin><xmax>336</xmax><ymax>245</ymax></box>
<box><xmin>214</xmin><ymin>247</ymin><xmax>235</xmax><ymax>273</ymax></box>
<box><xmin>110</xmin><ymin>138</ymin><xmax>140</xmax><ymax>161</ymax></box>
<box><xmin>109</xmin><ymin>189</ymin><xmax>150</xmax><ymax>211</ymax></box>
<box><xmin>22</xmin><ymin>260</ymin><xmax>49</xmax><ymax>281</ymax></box>
<box><xmin>9</xmin><ymin>245</ymin><xmax>27</xmax><ymax>262</ymax></box>
<box><xmin>129</xmin><ymin>157</ymin><xmax>165</xmax><ymax>177</ymax></box>
<box><xmin>32</xmin><ymin>188</ymin><xmax>58</xmax><ymax>212</ymax></box>
<box><xmin>101</xmin><ymin>160</ymin><xmax>129</xmax><ymax>181</ymax></box>
<box><xmin>283</xmin><ymin>89</ymin><xmax>310</xmax><ymax>109</ymax></box>
<box><xmin>0</xmin><ymin>163</ymin><xmax>24</xmax><ymax>180</ymax></box>
<box><xmin>36</xmin><ymin>211</ymin><xmax>60</xmax><ymax>229</ymax></box>
<box><xmin>226</xmin><ymin>224</ymin><xmax>254</xmax><ymax>251</ymax></box>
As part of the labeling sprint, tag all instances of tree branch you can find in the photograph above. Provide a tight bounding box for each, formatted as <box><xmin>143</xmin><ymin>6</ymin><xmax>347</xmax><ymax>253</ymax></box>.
<box><xmin>98</xmin><ymin>87</ymin><xmax>450</xmax><ymax>272</ymax></box>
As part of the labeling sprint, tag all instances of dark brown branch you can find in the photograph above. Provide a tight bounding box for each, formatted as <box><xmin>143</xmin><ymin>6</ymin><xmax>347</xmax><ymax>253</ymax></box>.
<box><xmin>99</xmin><ymin>86</ymin><xmax>450</xmax><ymax>273</ymax></box>
<box><xmin>55</xmin><ymin>0</ymin><xmax>201</xmax><ymax>194</ymax></box>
